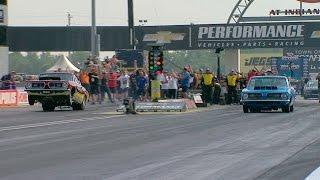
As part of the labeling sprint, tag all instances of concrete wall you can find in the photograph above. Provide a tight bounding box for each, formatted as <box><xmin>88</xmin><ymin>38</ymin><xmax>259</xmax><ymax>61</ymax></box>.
<box><xmin>224</xmin><ymin>49</ymin><xmax>240</xmax><ymax>73</ymax></box>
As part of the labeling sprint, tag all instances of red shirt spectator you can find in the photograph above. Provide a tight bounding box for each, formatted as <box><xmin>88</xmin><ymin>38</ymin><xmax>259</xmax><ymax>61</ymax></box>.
<box><xmin>247</xmin><ymin>69</ymin><xmax>257</xmax><ymax>81</ymax></box>
<box><xmin>108</xmin><ymin>72</ymin><xmax>118</xmax><ymax>88</ymax></box>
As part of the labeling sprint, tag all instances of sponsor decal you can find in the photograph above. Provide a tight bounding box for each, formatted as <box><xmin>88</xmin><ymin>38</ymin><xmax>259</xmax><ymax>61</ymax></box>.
<box><xmin>143</xmin><ymin>31</ymin><xmax>185</xmax><ymax>44</ymax></box>
<box><xmin>197</xmin><ymin>24</ymin><xmax>305</xmax><ymax>49</ymax></box>
<box><xmin>240</xmin><ymin>50</ymin><xmax>283</xmax><ymax>73</ymax></box>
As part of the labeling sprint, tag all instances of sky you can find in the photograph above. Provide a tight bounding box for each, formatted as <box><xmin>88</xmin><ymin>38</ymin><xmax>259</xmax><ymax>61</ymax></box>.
<box><xmin>7</xmin><ymin>0</ymin><xmax>320</xmax><ymax>26</ymax></box>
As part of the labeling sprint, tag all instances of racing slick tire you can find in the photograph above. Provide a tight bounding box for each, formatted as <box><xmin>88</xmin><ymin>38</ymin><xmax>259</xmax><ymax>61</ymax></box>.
<box><xmin>42</xmin><ymin>103</ymin><xmax>55</xmax><ymax>112</ymax></box>
<box><xmin>28</xmin><ymin>99</ymin><xmax>35</xmax><ymax>106</ymax></box>
<box><xmin>71</xmin><ymin>103</ymin><xmax>79</xmax><ymax>111</ymax></box>
<box><xmin>72</xmin><ymin>100</ymin><xmax>86</xmax><ymax>111</ymax></box>
<box><xmin>243</xmin><ymin>105</ymin><xmax>249</xmax><ymax>113</ymax></box>
<box><xmin>282</xmin><ymin>106</ymin><xmax>290</xmax><ymax>113</ymax></box>
<box><xmin>290</xmin><ymin>105</ymin><xmax>294</xmax><ymax>112</ymax></box>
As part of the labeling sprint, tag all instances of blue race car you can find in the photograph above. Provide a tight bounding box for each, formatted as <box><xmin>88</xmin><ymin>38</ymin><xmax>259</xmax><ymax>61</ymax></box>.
<box><xmin>240</xmin><ymin>76</ymin><xmax>295</xmax><ymax>113</ymax></box>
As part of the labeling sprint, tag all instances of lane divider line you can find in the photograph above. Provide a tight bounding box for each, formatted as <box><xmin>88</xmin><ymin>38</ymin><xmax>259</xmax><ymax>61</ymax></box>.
<box><xmin>0</xmin><ymin>115</ymin><xmax>125</xmax><ymax>132</ymax></box>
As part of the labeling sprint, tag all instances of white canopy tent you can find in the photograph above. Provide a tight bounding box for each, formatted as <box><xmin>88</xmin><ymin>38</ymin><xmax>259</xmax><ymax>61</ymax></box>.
<box><xmin>47</xmin><ymin>55</ymin><xmax>80</xmax><ymax>73</ymax></box>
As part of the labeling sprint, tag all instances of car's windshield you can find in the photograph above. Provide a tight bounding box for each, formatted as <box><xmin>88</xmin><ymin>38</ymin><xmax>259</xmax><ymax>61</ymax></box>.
<box><xmin>248</xmin><ymin>77</ymin><xmax>288</xmax><ymax>89</ymax></box>
<box><xmin>306</xmin><ymin>81</ymin><xmax>317</xmax><ymax>88</ymax></box>
<box><xmin>39</xmin><ymin>73</ymin><xmax>73</xmax><ymax>81</ymax></box>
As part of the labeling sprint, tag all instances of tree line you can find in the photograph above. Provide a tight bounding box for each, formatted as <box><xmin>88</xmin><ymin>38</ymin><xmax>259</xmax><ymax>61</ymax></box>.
<box><xmin>9</xmin><ymin>50</ymin><xmax>221</xmax><ymax>75</ymax></box>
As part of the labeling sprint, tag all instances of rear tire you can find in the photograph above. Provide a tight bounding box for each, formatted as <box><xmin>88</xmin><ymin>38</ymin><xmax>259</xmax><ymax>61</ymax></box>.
<box><xmin>72</xmin><ymin>100</ymin><xmax>86</xmax><ymax>111</ymax></box>
<box><xmin>28</xmin><ymin>99</ymin><xmax>35</xmax><ymax>106</ymax></box>
<box><xmin>79</xmin><ymin>99</ymin><xmax>86</xmax><ymax>110</ymax></box>
<box><xmin>243</xmin><ymin>105</ymin><xmax>249</xmax><ymax>113</ymax></box>
<box><xmin>72</xmin><ymin>103</ymin><xmax>79</xmax><ymax>111</ymax></box>
<box><xmin>42</xmin><ymin>103</ymin><xmax>55</xmax><ymax>112</ymax></box>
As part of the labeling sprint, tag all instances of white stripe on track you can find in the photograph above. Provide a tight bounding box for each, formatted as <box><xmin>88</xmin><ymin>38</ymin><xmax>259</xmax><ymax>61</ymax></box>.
<box><xmin>0</xmin><ymin>115</ymin><xmax>125</xmax><ymax>132</ymax></box>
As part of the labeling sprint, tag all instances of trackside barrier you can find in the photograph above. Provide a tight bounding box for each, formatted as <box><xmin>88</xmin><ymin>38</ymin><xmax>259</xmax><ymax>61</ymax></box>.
<box><xmin>0</xmin><ymin>90</ymin><xmax>18</xmax><ymax>107</ymax></box>
<box><xmin>17</xmin><ymin>91</ymin><xmax>29</xmax><ymax>105</ymax></box>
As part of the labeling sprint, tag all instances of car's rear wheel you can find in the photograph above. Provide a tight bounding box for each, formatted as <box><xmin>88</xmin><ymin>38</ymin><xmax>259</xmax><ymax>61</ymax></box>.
<box><xmin>72</xmin><ymin>103</ymin><xmax>79</xmax><ymax>111</ymax></box>
<box><xmin>42</xmin><ymin>103</ymin><xmax>55</xmax><ymax>112</ymax></box>
<box><xmin>243</xmin><ymin>105</ymin><xmax>249</xmax><ymax>113</ymax></box>
<box><xmin>28</xmin><ymin>99</ymin><xmax>35</xmax><ymax>106</ymax></box>
<box><xmin>72</xmin><ymin>99</ymin><xmax>86</xmax><ymax>111</ymax></box>
<box><xmin>78</xmin><ymin>99</ymin><xmax>86</xmax><ymax>110</ymax></box>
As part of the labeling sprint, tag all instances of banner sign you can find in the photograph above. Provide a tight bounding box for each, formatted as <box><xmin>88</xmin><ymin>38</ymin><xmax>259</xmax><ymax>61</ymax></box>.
<box><xmin>8</xmin><ymin>22</ymin><xmax>320</xmax><ymax>51</ymax></box>
<box><xmin>0</xmin><ymin>90</ymin><xmax>17</xmax><ymax>106</ymax></box>
<box><xmin>271</xmin><ymin>56</ymin><xmax>307</xmax><ymax>80</ymax></box>
<box><xmin>137</xmin><ymin>22</ymin><xmax>320</xmax><ymax>50</ymax></box>
<box><xmin>193</xmin><ymin>23</ymin><xmax>315</xmax><ymax>49</ymax></box>
<box><xmin>283</xmin><ymin>48</ymin><xmax>320</xmax><ymax>79</ymax></box>
<box><xmin>240</xmin><ymin>49</ymin><xmax>283</xmax><ymax>73</ymax></box>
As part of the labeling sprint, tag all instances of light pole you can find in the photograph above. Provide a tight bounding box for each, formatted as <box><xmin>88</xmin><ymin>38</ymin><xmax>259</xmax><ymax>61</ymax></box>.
<box><xmin>67</xmin><ymin>12</ymin><xmax>73</xmax><ymax>58</ymax></box>
<box><xmin>215</xmin><ymin>48</ymin><xmax>224</xmax><ymax>81</ymax></box>
<box><xmin>91</xmin><ymin>0</ymin><xmax>98</xmax><ymax>59</ymax></box>
<box><xmin>128</xmin><ymin>0</ymin><xmax>135</xmax><ymax>50</ymax></box>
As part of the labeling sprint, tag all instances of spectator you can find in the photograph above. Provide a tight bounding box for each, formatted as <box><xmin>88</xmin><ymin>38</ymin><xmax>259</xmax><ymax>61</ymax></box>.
<box><xmin>180</xmin><ymin>67</ymin><xmax>191</xmax><ymax>98</ymax></box>
<box><xmin>201</xmin><ymin>68</ymin><xmax>214</xmax><ymax>105</ymax></box>
<box><xmin>117</xmin><ymin>70</ymin><xmax>130</xmax><ymax>100</ymax></box>
<box><xmin>1</xmin><ymin>71</ymin><xmax>17</xmax><ymax>90</ymax></box>
<box><xmin>226</xmin><ymin>69</ymin><xmax>239</xmax><ymax>104</ymax></box>
<box><xmin>88</xmin><ymin>65</ymin><xmax>100</xmax><ymax>104</ymax></box>
<box><xmin>317</xmin><ymin>73</ymin><xmax>320</xmax><ymax>103</ymax></box>
<box><xmin>100</xmin><ymin>71</ymin><xmax>113</xmax><ymax>103</ymax></box>
<box><xmin>108</xmin><ymin>71</ymin><xmax>118</xmax><ymax>103</ymax></box>
<box><xmin>136</xmin><ymin>70</ymin><xmax>148</xmax><ymax>101</ymax></box>
<box><xmin>129</xmin><ymin>70</ymin><xmax>139</xmax><ymax>99</ymax></box>
<box><xmin>159</xmin><ymin>71</ymin><xmax>169</xmax><ymax>99</ymax></box>
<box><xmin>168</xmin><ymin>71</ymin><xmax>179</xmax><ymax>99</ymax></box>
<box><xmin>79</xmin><ymin>69</ymin><xmax>90</xmax><ymax>91</ymax></box>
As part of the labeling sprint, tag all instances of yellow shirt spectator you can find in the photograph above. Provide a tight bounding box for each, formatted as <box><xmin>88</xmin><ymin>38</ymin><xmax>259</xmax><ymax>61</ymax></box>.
<box><xmin>227</xmin><ymin>74</ymin><xmax>237</xmax><ymax>86</ymax></box>
<box><xmin>203</xmin><ymin>74</ymin><xmax>214</xmax><ymax>86</ymax></box>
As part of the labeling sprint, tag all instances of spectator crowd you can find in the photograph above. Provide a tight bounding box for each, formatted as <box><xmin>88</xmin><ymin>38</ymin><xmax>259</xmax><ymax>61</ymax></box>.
<box><xmin>3</xmin><ymin>54</ymin><xmax>310</xmax><ymax>106</ymax></box>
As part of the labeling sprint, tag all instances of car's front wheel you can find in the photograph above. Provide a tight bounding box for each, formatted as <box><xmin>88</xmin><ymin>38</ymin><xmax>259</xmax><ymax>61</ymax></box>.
<box><xmin>243</xmin><ymin>105</ymin><xmax>249</xmax><ymax>113</ymax></box>
<box><xmin>282</xmin><ymin>106</ymin><xmax>290</xmax><ymax>113</ymax></box>
<box><xmin>290</xmin><ymin>105</ymin><xmax>294</xmax><ymax>112</ymax></box>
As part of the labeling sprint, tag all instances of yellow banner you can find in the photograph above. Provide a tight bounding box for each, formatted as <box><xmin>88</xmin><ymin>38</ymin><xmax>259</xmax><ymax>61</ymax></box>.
<box><xmin>240</xmin><ymin>49</ymin><xmax>283</xmax><ymax>74</ymax></box>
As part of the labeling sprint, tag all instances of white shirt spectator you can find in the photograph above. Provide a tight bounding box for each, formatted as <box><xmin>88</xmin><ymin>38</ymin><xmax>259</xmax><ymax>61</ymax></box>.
<box><xmin>168</xmin><ymin>76</ymin><xmax>178</xmax><ymax>90</ymax></box>
<box><xmin>117</xmin><ymin>74</ymin><xmax>130</xmax><ymax>89</ymax></box>
<box><xmin>160</xmin><ymin>74</ymin><xmax>169</xmax><ymax>90</ymax></box>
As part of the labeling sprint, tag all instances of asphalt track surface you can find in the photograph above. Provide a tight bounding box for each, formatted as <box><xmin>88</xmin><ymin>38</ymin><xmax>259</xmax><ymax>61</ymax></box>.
<box><xmin>0</xmin><ymin>99</ymin><xmax>320</xmax><ymax>180</ymax></box>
